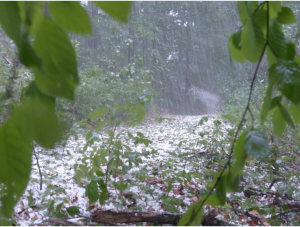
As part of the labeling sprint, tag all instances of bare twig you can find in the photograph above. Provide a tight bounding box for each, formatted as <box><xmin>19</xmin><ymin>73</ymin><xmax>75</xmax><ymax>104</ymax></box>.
<box><xmin>32</xmin><ymin>143</ymin><xmax>43</xmax><ymax>190</ymax></box>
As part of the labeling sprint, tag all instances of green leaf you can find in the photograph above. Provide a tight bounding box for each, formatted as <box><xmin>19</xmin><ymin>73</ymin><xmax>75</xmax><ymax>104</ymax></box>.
<box><xmin>21</xmin><ymin>82</ymin><xmax>62</xmax><ymax>148</ymax></box>
<box><xmin>269</xmin><ymin>1</ymin><xmax>282</xmax><ymax>20</ymax></box>
<box><xmin>22</xmin><ymin>2</ymin><xmax>44</xmax><ymax>37</ymax></box>
<box><xmin>67</xmin><ymin>206</ymin><xmax>80</xmax><ymax>217</ymax></box>
<box><xmin>0</xmin><ymin>120</ymin><xmax>33</xmax><ymax>217</ymax></box>
<box><xmin>244</xmin><ymin>130</ymin><xmax>269</xmax><ymax>160</ymax></box>
<box><xmin>178</xmin><ymin>202</ymin><xmax>203</xmax><ymax>226</ymax></box>
<box><xmin>237</xmin><ymin>2</ymin><xmax>257</xmax><ymax>26</ymax></box>
<box><xmin>19</xmin><ymin>35</ymin><xmax>42</xmax><ymax>68</ymax></box>
<box><xmin>261</xmin><ymin>66</ymin><xmax>276</xmax><ymax>124</ymax></box>
<box><xmin>241</xmin><ymin>19</ymin><xmax>266</xmax><ymax>62</ymax></box>
<box><xmin>237</xmin><ymin>2</ymin><xmax>248</xmax><ymax>26</ymax></box>
<box><xmin>97</xmin><ymin>178</ymin><xmax>108</xmax><ymax>205</ymax></box>
<box><xmin>277</xmin><ymin>7</ymin><xmax>296</xmax><ymax>24</ymax></box>
<box><xmin>267</xmin><ymin>46</ymin><xmax>277</xmax><ymax>66</ymax></box>
<box><xmin>93</xmin><ymin>2</ymin><xmax>132</xmax><ymax>23</ymax></box>
<box><xmin>33</xmin><ymin>17</ymin><xmax>79</xmax><ymax>100</ymax></box>
<box><xmin>0</xmin><ymin>218</ymin><xmax>15</xmax><ymax>226</ymax></box>
<box><xmin>85</xmin><ymin>181</ymin><xmax>98</xmax><ymax>204</ymax></box>
<box><xmin>253</xmin><ymin>9</ymin><xmax>267</xmax><ymax>32</ymax></box>
<box><xmin>17</xmin><ymin>99</ymin><xmax>62</xmax><ymax>148</ymax></box>
<box><xmin>269</xmin><ymin>20</ymin><xmax>295</xmax><ymax>61</ymax></box>
<box><xmin>205</xmin><ymin>195</ymin><xmax>221</xmax><ymax>206</ymax></box>
<box><xmin>228</xmin><ymin>30</ymin><xmax>246</xmax><ymax>63</ymax></box>
<box><xmin>233</xmin><ymin>131</ymin><xmax>248</xmax><ymax>173</ymax></box>
<box><xmin>269</xmin><ymin>96</ymin><xmax>282</xmax><ymax>111</ymax></box>
<box><xmin>96</xmin><ymin>170</ymin><xmax>105</xmax><ymax>177</ymax></box>
<box><xmin>0</xmin><ymin>2</ymin><xmax>22</xmax><ymax>46</ymax></box>
<box><xmin>273</xmin><ymin>108</ymin><xmax>286</xmax><ymax>138</ymax></box>
<box><xmin>56</xmin><ymin>203</ymin><xmax>63</xmax><ymax>212</ymax></box>
<box><xmin>226</xmin><ymin>170</ymin><xmax>241</xmax><ymax>192</ymax></box>
<box><xmin>48</xmin><ymin>200</ymin><xmax>55</xmax><ymax>212</ymax></box>
<box><xmin>216</xmin><ymin>175</ymin><xmax>226</xmax><ymax>205</ymax></box>
<box><xmin>49</xmin><ymin>1</ymin><xmax>92</xmax><ymax>34</ymax></box>
<box><xmin>274</xmin><ymin>61</ymin><xmax>300</xmax><ymax>104</ymax></box>
<box><xmin>278</xmin><ymin>103</ymin><xmax>295</xmax><ymax>129</ymax></box>
<box><xmin>289</xmin><ymin>102</ymin><xmax>300</xmax><ymax>124</ymax></box>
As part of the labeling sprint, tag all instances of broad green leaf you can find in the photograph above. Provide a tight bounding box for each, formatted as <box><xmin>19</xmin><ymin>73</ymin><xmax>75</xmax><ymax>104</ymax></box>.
<box><xmin>295</xmin><ymin>56</ymin><xmax>300</xmax><ymax>64</ymax></box>
<box><xmin>56</xmin><ymin>203</ymin><xmax>63</xmax><ymax>212</ymax></box>
<box><xmin>273</xmin><ymin>108</ymin><xmax>286</xmax><ymax>138</ymax></box>
<box><xmin>49</xmin><ymin>1</ymin><xmax>92</xmax><ymax>34</ymax></box>
<box><xmin>269</xmin><ymin>20</ymin><xmax>286</xmax><ymax>59</ymax></box>
<box><xmin>216</xmin><ymin>175</ymin><xmax>226</xmax><ymax>205</ymax></box>
<box><xmin>67</xmin><ymin>206</ymin><xmax>80</xmax><ymax>217</ymax></box>
<box><xmin>269</xmin><ymin>1</ymin><xmax>282</xmax><ymax>20</ymax></box>
<box><xmin>244</xmin><ymin>130</ymin><xmax>269</xmax><ymax>160</ymax></box>
<box><xmin>96</xmin><ymin>170</ymin><xmax>105</xmax><ymax>177</ymax></box>
<box><xmin>277</xmin><ymin>7</ymin><xmax>296</xmax><ymax>24</ymax></box>
<box><xmin>228</xmin><ymin>30</ymin><xmax>246</xmax><ymax>63</ymax></box>
<box><xmin>0</xmin><ymin>2</ymin><xmax>22</xmax><ymax>46</ymax></box>
<box><xmin>253</xmin><ymin>9</ymin><xmax>267</xmax><ymax>33</ymax></box>
<box><xmin>278</xmin><ymin>103</ymin><xmax>295</xmax><ymax>129</ymax></box>
<box><xmin>226</xmin><ymin>170</ymin><xmax>241</xmax><ymax>192</ymax></box>
<box><xmin>20</xmin><ymin>82</ymin><xmax>62</xmax><ymax>147</ymax></box>
<box><xmin>85</xmin><ymin>181</ymin><xmax>98</xmax><ymax>204</ymax></box>
<box><xmin>178</xmin><ymin>202</ymin><xmax>203</xmax><ymax>226</ymax></box>
<box><xmin>21</xmin><ymin>2</ymin><xmax>44</xmax><ymax>37</ymax></box>
<box><xmin>267</xmin><ymin>46</ymin><xmax>277</xmax><ymax>66</ymax></box>
<box><xmin>19</xmin><ymin>34</ymin><xmax>41</xmax><ymax>68</ymax></box>
<box><xmin>0</xmin><ymin>218</ymin><xmax>15</xmax><ymax>226</ymax></box>
<box><xmin>237</xmin><ymin>2</ymin><xmax>249</xmax><ymax>26</ymax></box>
<box><xmin>274</xmin><ymin>61</ymin><xmax>300</xmax><ymax>104</ymax></box>
<box><xmin>33</xmin><ymin>17</ymin><xmax>79</xmax><ymax>100</ymax></box>
<box><xmin>286</xmin><ymin>41</ymin><xmax>296</xmax><ymax>61</ymax></box>
<box><xmin>269</xmin><ymin>96</ymin><xmax>282</xmax><ymax>111</ymax></box>
<box><xmin>233</xmin><ymin>131</ymin><xmax>248</xmax><ymax>173</ymax></box>
<box><xmin>237</xmin><ymin>2</ymin><xmax>257</xmax><ymax>26</ymax></box>
<box><xmin>204</xmin><ymin>195</ymin><xmax>221</xmax><ymax>206</ymax></box>
<box><xmin>269</xmin><ymin>1</ymin><xmax>281</xmax><ymax>13</ymax></box>
<box><xmin>261</xmin><ymin>66</ymin><xmax>275</xmax><ymax>124</ymax></box>
<box><xmin>241</xmin><ymin>19</ymin><xmax>266</xmax><ymax>62</ymax></box>
<box><xmin>269</xmin><ymin>20</ymin><xmax>295</xmax><ymax>61</ymax></box>
<box><xmin>93</xmin><ymin>2</ymin><xmax>132</xmax><ymax>23</ymax></box>
<box><xmin>0</xmin><ymin>120</ymin><xmax>33</xmax><ymax>217</ymax></box>
<box><xmin>97</xmin><ymin>178</ymin><xmax>108</xmax><ymax>205</ymax></box>
<box><xmin>289</xmin><ymin>102</ymin><xmax>300</xmax><ymax>124</ymax></box>
<box><xmin>17</xmin><ymin>100</ymin><xmax>62</xmax><ymax>148</ymax></box>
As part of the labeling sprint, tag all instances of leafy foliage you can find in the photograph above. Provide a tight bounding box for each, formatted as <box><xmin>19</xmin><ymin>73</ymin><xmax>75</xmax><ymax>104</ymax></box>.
<box><xmin>180</xmin><ymin>1</ymin><xmax>300</xmax><ymax>225</ymax></box>
<box><xmin>0</xmin><ymin>1</ymin><xmax>132</xmax><ymax>218</ymax></box>
<box><xmin>1</xmin><ymin>1</ymin><xmax>300</xmax><ymax>226</ymax></box>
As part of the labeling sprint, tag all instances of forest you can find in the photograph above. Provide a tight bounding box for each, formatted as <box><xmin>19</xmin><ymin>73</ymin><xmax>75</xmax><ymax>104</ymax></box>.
<box><xmin>1</xmin><ymin>1</ymin><xmax>300</xmax><ymax>226</ymax></box>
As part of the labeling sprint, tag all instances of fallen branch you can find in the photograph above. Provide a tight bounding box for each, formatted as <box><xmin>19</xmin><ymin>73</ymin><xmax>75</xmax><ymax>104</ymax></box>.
<box><xmin>48</xmin><ymin>217</ymin><xmax>85</xmax><ymax>226</ymax></box>
<box><xmin>268</xmin><ymin>178</ymin><xmax>285</xmax><ymax>189</ymax></box>
<box><xmin>91</xmin><ymin>210</ymin><xmax>234</xmax><ymax>226</ymax></box>
<box><xmin>271</xmin><ymin>208</ymin><xmax>300</xmax><ymax>219</ymax></box>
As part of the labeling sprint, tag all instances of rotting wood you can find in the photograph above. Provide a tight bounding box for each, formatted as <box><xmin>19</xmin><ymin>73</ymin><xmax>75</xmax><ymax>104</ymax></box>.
<box><xmin>91</xmin><ymin>210</ymin><xmax>235</xmax><ymax>226</ymax></box>
<box><xmin>48</xmin><ymin>217</ymin><xmax>85</xmax><ymax>226</ymax></box>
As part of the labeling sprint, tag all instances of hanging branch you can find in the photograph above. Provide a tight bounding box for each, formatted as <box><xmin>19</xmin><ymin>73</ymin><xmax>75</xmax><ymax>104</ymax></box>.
<box><xmin>186</xmin><ymin>2</ymin><xmax>271</xmax><ymax>225</ymax></box>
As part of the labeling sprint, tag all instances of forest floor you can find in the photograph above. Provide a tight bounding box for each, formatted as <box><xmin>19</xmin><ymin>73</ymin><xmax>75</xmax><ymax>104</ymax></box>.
<box><xmin>12</xmin><ymin>114</ymin><xmax>300</xmax><ymax>226</ymax></box>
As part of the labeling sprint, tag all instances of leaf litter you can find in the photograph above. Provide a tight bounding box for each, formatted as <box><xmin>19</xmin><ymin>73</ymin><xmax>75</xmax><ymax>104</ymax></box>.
<box><xmin>11</xmin><ymin>114</ymin><xmax>300</xmax><ymax>226</ymax></box>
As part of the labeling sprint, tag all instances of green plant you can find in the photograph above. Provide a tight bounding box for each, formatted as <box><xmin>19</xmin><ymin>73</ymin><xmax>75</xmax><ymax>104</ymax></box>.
<box><xmin>0</xmin><ymin>1</ymin><xmax>132</xmax><ymax>218</ymax></box>
<box><xmin>179</xmin><ymin>2</ymin><xmax>300</xmax><ymax>225</ymax></box>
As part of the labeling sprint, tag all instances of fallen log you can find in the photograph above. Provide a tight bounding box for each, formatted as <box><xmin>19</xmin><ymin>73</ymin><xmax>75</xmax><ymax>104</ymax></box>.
<box><xmin>91</xmin><ymin>210</ymin><xmax>234</xmax><ymax>226</ymax></box>
<box><xmin>48</xmin><ymin>217</ymin><xmax>85</xmax><ymax>226</ymax></box>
